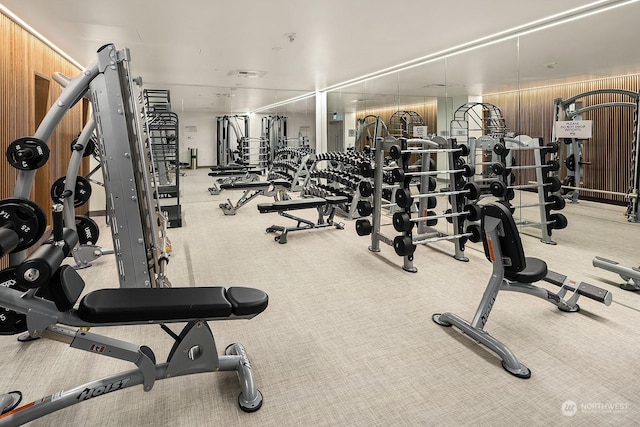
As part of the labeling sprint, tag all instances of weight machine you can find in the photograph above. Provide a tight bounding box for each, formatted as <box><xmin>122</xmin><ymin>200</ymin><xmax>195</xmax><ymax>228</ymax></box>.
<box><xmin>552</xmin><ymin>89</ymin><xmax>640</xmax><ymax>222</ymax></box>
<box><xmin>261</xmin><ymin>115</ymin><xmax>288</xmax><ymax>164</ymax></box>
<box><xmin>11</xmin><ymin>44</ymin><xmax>170</xmax><ymax>289</ymax></box>
<box><xmin>450</xmin><ymin>102</ymin><xmax>508</xmax><ymax>144</ymax></box>
<box><xmin>216</xmin><ymin>115</ymin><xmax>249</xmax><ymax>166</ymax></box>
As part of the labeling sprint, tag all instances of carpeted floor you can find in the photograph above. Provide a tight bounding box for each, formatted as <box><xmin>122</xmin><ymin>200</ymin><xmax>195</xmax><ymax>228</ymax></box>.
<box><xmin>1</xmin><ymin>167</ymin><xmax>639</xmax><ymax>426</ymax></box>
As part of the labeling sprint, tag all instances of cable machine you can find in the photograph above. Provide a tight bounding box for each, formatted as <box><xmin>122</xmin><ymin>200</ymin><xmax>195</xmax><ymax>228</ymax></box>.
<box><xmin>216</xmin><ymin>115</ymin><xmax>249</xmax><ymax>166</ymax></box>
<box><xmin>262</xmin><ymin>115</ymin><xmax>287</xmax><ymax>163</ymax></box>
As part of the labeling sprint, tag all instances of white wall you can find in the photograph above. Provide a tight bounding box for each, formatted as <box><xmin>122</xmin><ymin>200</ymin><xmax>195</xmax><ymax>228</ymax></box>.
<box><xmin>180</xmin><ymin>111</ymin><xmax>217</xmax><ymax>167</ymax></box>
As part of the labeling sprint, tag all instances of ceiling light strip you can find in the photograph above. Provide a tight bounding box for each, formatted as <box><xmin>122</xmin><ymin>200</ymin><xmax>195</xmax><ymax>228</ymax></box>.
<box><xmin>252</xmin><ymin>0</ymin><xmax>639</xmax><ymax>112</ymax></box>
<box><xmin>0</xmin><ymin>3</ymin><xmax>84</xmax><ymax>69</ymax></box>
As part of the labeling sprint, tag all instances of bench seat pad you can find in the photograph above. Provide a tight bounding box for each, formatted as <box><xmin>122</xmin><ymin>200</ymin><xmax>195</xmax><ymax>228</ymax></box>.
<box><xmin>77</xmin><ymin>287</ymin><xmax>268</xmax><ymax>323</ymax></box>
<box><xmin>220</xmin><ymin>181</ymin><xmax>270</xmax><ymax>190</ymax></box>
<box><xmin>258</xmin><ymin>197</ymin><xmax>327</xmax><ymax>213</ymax></box>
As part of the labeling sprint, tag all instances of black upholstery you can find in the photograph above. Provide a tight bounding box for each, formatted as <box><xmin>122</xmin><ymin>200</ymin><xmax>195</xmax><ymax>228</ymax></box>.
<box><xmin>481</xmin><ymin>202</ymin><xmax>526</xmax><ymax>273</ymax></box>
<box><xmin>220</xmin><ymin>181</ymin><xmax>270</xmax><ymax>190</ymax></box>
<box><xmin>257</xmin><ymin>197</ymin><xmax>327</xmax><ymax>213</ymax></box>
<box><xmin>77</xmin><ymin>287</ymin><xmax>268</xmax><ymax>323</ymax></box>
<box><xmin>324</xmin><ymin>196</ymin><xmax>348</xmax><ymax>204</ymax></box>
<box><xmin>505</xmin><ymin>257</ymin><xmax>548</xmax><ymax>283</ymax></box>
<box><xmin>49</xmin><ymin>265</ymin><xmax>85</xmax><ymax>312</ymax></box>
<box><xmin>481</xmin><ymin>202</ymin><xmax>547</xmax><ymax>282</ymax></box>
<box><xmin>271</xmin><ymin>179</ymin><xmax>291</xmax><ymax>188</ymax></box>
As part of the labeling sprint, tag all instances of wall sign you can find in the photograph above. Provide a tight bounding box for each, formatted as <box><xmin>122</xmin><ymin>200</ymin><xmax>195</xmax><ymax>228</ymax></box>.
<box><xmin>555</xmin><ymin>120</ymin><xmax>593</xmax><ymax>139</ymax></box>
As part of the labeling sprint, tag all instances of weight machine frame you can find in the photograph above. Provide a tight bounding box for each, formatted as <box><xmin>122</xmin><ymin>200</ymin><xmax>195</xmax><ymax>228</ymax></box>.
<box><xmin>552</xmin><ymin>89</ymin><xmax>640</xmax><ymax>222</ymax></box>
<box><xmin>11</xmin><ymin>43</ymin><xmax>170</xmax><ymax>288</ymax></box>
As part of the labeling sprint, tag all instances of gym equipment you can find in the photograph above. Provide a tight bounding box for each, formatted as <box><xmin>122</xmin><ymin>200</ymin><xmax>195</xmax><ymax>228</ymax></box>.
<box><xmin>218</xmin><ymin>180</ymin><xmax>291</xmax><ymax>215</ymax></box>
<box><xmin>58</xmin><ymin>118</ymin><xmax>114</xmax><ymax>270</ymax></box>
<box><xmin>0</xmin><ymin>205</ymin><xmax>268</xmax><ymax>423</ymax></box>
<box><xmin>433</xmin><ymin>202</ymin><xmax>611</xmax><ymax>378</ymax></box>
<box><xmin>552</xmin><ymin>89</ymin><xmax>640</xmax><ymax>222</ymax></box>
<box><xmin>10</xmin><ymin>44</ymin><xmax>171</xmax><ymax>288</ymax></box>
<box><xmin>50</xmin><ymin>176</ymin><xmax>92</xmax><ymax>207</ymax></box>
<box><xmin>0</xmin><ymin>198</ymin><xmax>47</xmax><ymax>255</ymax></box>
<box><xmin>217</xmin><ymin>115</ymin><xmax>249</xmax><ymax>167</ymax></box>
<box><xmin>468</xmin><ymin>135</ymin><xmax>567</xmax><ymax>244</ymax></box>
<box><xmin>267</xmin><ymin>147</ymin><xmax>315</xmax><ymax>192</ymax></box>
<box><xmin>394</xmin><ymin>182</ymin><xmax>480</xmax><ymax>209</ymax></box>
<box><xmin>142</xmin><ymin>90</ymin><xmax>182</xmax><ymax>228</ymax></box>
<box><xmin>5</xmin><ymin>137</ymin><xmax>50</xmax><ymax>170</ymax></box>
<box><xmin>449</xmin><ymin>102</ymin><xmax>508</xmax><ymax>145</ymax></box>
<box><xmin>593</xmin><ymin>256</ymin><xmax>640</xmax><ymax>291</ymax></box>
<box><xmin>365</xmin><ymin>135</ymin><xmax>479</xmax><ymax>271</ymax></box>
<box><xmin>257</xmin><ymin>196</ymin><xmax>347</xmax><ymax>244</ymax></box>
<box><xmin>261</xmin><ymin>115</ymin><xmax>287</xmax><ymax>163</ymax></box>
<box><xmin>302</xmin><ymin>151</ymin><xmax>374</xmax><ymax>219</ymax></box>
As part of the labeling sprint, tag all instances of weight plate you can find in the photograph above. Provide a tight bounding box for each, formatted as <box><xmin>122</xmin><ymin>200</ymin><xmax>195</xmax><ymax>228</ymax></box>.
<box><xmin>70</xmin><ymin>137</ymin><xmax>97</xmax><ymax>158</ymax></box>
<box><xmin>50</xmin><ymin>176</ymin><xmax>92</xmax><ymax>207</ymax></box>
<box><xmin>6</xmin><ymin>137</ymin><xmax>50</xmax><ymax>170</ymax></box>
<box><xmin>75</xmin><ymin>215</ymin><xmax>100</xmax><ymax>245</ymax></box>
<box><xmin>0</xmin><ymin>268</ymin><xmax>28</xmax><ymax>335</ymax></box>
<box><xmin>0</xmin><ymin>198</ymin><xmax>47</xmax><ymax>252</ymax></box>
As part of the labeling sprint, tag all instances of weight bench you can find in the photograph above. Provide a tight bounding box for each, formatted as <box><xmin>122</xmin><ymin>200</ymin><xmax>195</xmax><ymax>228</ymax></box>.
<box><xmin>207</xmin><ymin>169</ymin><xmax>263</xmax><ymax>195</ymax></box>
<box><xmin>593</xmin><ymin>256</ymin><xmax>640</xmax><ymax>291</ymax></box>
<box><xmin>257</xmin><ymin>196</ymin><xmax>347</xmax><ymax>244</ymax></box>
<box><xmin>0</xmin><ymin>209</ymin><xmax>268</xmax><ymax>424</ymax></box>
<box><xmin>433</xmin><ymin>201</ymin><xmax>611</xmax><ymax>379</ymax></box>
<box><xmin>218</xmin><ymin>180</ymin><xmax>291</xmax><ymax>216</ymax></box>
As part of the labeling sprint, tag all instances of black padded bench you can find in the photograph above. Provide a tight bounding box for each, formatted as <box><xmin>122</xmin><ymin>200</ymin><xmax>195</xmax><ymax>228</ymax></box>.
<box><xmin>78</xmin><ymin>287</ymin><xmax>269</xmax><ymax>323</ymax></box>
<box><xmin>257</xmin><ymin>196</ymin><xmax>347</xmax><ymax>243</ymax></box>
<box><xmin>218</xmin><ymin>180</ymin><xmax>292</xmax><ymax>215</ymax></box>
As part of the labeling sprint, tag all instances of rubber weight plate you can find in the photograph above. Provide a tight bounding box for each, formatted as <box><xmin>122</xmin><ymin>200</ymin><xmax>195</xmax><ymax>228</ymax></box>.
<box><xmin>0</xmin><ymin>198</ymin><xmax>47</xmax><ymax>252</ymax></box>
<box><xmin>50</xmin><ymin>176</ymin><xmax>92</xmax><ymax>207</ymax></box>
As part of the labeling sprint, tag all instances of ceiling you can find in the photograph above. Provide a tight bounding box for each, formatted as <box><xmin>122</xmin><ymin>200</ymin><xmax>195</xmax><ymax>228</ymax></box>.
<box><xmin>2</xmin><ymin>0</ymin><xmax>640</xmax><ymax>114</ymax></box>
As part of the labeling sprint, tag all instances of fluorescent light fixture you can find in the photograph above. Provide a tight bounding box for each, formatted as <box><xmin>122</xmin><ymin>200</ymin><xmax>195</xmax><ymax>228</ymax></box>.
<box><xmin>251</xmin><ymin>0</ymin><xmax>640</xmax><ymax>112</ymax></box>
<box><xmin>0</xmin><ymin>3</ymin><xmax>84</xmax><ymax>69</ymax></box>
<box><xmin>250</xmin><ymin>92</ymin><xmax>317</xmax><ymax>114</ymax></box>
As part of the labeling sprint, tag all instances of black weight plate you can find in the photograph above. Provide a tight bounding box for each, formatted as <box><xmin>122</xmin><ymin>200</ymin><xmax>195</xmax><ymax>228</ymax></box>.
<box><xmin>75</xmin><ymin>215</ymin><xmax>100</xmax><ymax>245</ymax></box>
<box><xmin>6</xmin><ymin>137</ymin><xmax>50</xmax><ymax>170</ymax></box>
<box><xmin>70</xmin><ymin>137</ymin><xmax>97</xmax><ymax>158</ymax></box>
<box><xmin>50</xmin><ymin>176</ymin><xmax>92</xmax><ymax>207</ymax></box>
<box><xmin>355</xmin><ymin>219</ymin><xmax>372</xmax><ymax>236</ymax></box>
<box><xmin>0</xmin><ymin>198</ymin><xmax>47</xmax><ymax>252</ymax></box>
<box><xmin>0</xmin><ymin>268</ymin><xmax>28</xmax><ymax>335</ymax></box>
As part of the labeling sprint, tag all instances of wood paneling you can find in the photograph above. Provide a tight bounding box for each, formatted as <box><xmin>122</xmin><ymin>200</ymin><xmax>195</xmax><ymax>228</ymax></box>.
<box><xmin>1</xmin><ymin>11</ymin><xmax>85</xmax><ymax>268</ymax></box>
<box><xmin>485</xmin><ymin>75</ymin><xmax>639</xmax><ymax>204</ymax></box>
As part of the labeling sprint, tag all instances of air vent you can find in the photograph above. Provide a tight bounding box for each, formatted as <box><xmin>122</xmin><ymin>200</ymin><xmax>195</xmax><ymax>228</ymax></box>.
<box><xmin>228</xmin><ymin>70</ymin><xmax>267</xmax><ymax>78</ymax></box>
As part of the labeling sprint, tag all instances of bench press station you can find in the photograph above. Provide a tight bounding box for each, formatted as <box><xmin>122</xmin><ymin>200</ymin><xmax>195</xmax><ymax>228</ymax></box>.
<box><xmin>219</xmin><ymin>179</ymin><xmax>291</xmax><ymax>215</ymax></box>
<box><xmin>433</xmin><ymin>202</ymin><xmax>611</xmax><ymax>378</ymax></box>
<box><xmin>257</xmin><ymin>196</ymin><xmax>347</xmax><ymax>243</ymax></box>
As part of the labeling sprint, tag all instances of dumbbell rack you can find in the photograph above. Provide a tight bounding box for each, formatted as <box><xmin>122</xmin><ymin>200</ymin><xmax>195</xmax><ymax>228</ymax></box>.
<box><xmin>302</xmin><ymin>151</ymin><xmax>373</xmax><ymax>220</ymax></box>
<box><xmin>267</xmin><ymin>147</ymin><xmax>315</xmax><ymax>191</ymax></box>
<box><xmin>468</xmin><ymin>136</ymin><xmax>566</xmax><ymax>244</ymax></box>
<box><xmin>356</xmin><ymin>136</ymin><xmax>480</xmax><ymax>272</ymax></box>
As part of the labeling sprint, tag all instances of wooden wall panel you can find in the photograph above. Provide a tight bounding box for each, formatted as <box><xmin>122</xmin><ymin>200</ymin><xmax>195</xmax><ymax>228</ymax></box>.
<box><xmin>485</xmin><ymin>75</ymin><xmax>639</xmax><ymax>204</ymax></box>
<box><xmin>1</xmin><ymin>11</ymin><xmax>85</xmax><ymax>269</ymax></box>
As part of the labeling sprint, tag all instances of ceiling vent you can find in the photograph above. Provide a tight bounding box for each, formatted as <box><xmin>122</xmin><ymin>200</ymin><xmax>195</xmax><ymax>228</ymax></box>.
<box><xmin>228</xmin><ymin>70</ymin><xmax>267</xmax><ymax>78</ymax></box>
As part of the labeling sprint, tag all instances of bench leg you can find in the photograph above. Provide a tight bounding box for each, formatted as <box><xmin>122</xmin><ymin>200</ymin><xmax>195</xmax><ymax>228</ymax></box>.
<box><xmin>222</xmin><ymin>343</ymin><xmax>263</xmax><ymax>412</ymax></box>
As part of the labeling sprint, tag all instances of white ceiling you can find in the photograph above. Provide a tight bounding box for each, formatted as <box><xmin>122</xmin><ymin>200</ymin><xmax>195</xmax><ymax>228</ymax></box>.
<box><xmin>2</xmin><ymin>0</ymin><xmax>640</xmax><ymax>114</ymax></box>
